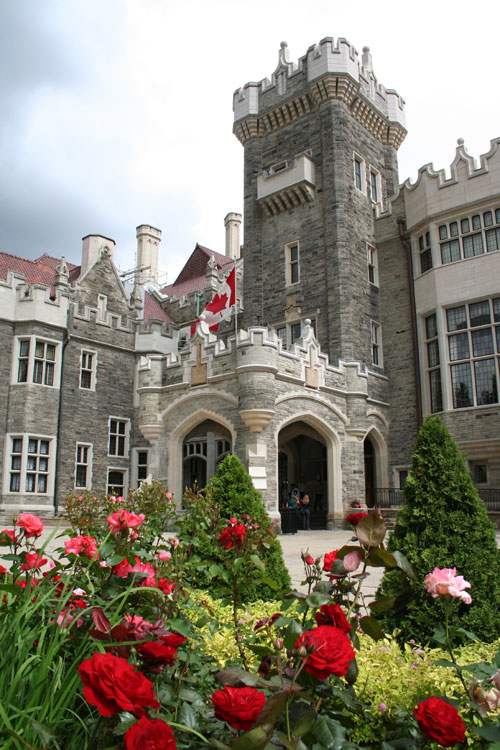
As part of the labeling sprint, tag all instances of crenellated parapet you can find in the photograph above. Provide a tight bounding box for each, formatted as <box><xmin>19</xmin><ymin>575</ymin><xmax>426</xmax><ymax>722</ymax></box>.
<box><xmin>233</xmin><ymin>38</ymin><xmax>406</xmax><ymax>148</ymax></box>
<box><xmin>0</xmin><ymin>271</ymin><xmax>70</xmax><ymax>327</ymax></box>
<box><xmin>402</xmin><ymin>137</ymin><xmax>500</xmax><ymax>231</ymax></box>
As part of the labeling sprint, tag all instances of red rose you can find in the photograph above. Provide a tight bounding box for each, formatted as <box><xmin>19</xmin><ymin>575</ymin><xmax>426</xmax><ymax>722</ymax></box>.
<box><xmin>413</xmin><ymin>696</ymin><xmax>466</xmax><ymax>747</ymax></box>
<box><xmin>125</xmin><ymin>717</ymin><xmax>176</xmax><ymax>750</ymax></box>
<box><xmin>21</xmin><ymin>552</ymin><xmax>48</xmax><ymax>571</ymax></box>
<box><xmin>295</xmin><ymin>625</ymin><xmax>355</xmax><ymax>679</ymax></box>
<box><xmin>345</xmin><ymin>512</ymin><xmax>368</xmax><ymax>526</ymax></box>
<box><xmin>107</xmin><ymin>510</ymin><xmax>145</xmax><ymax>533</ymax></box>
<box><xmin>315</xmin><ymin>604</ymin><xmax>351</xmax><ymax>634</ymax></box>
<box><xmin>219</xmin><ymin>522</ymin><xmax>246</xmax><ymax>550</ymax></box>
<box><xmin>211</xmin><ymin>685</ymin><xmax>266</xmax><ymax>731</ymax></box>
<box><xmin>16</xmin><ymin>513</ymin><xmax>43</xmax><ymax>537</ymax></box>
<box><xmin>136</xmin><ymin>641</ymin><xmax>179</xmax><ymax>673</ymax></box>
<box><xmin>323</xmin><ymin>550</ymin><xmax>339</xmax><ymax>572</ymax></box>
<box><xmin>78</xmin><ymin>652</ymin><xmax>159</xmax><ymax>717</ymax></box>
<box><xmin>0</xmin><ymin>529</ymin><xmax>17</xmax><ymax>544</ymax></box>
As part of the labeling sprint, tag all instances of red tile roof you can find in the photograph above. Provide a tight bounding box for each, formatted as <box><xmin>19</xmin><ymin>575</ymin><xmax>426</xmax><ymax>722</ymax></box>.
<box><xmin>160</xmin><ymin>244</ymin><xmax>233</xmax><ymax>298</ymax></box>
<box><xmin>0</xmin><ymin>251</ymin><xmax>80</xmax><ymax>287</ymax></box>
<box><xmin>144</xmin><ymin>291</ymin><xmax>172</xmax><ymax>324</ymax></box>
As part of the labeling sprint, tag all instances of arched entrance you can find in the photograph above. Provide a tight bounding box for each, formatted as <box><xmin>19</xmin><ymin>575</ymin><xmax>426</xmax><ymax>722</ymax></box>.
<box><xmin>364</xmin><ymin>437</ymin><xmax>375</xmax><ymax>508</ymax></box>
<box><xmin>182</xmin><ymin>419</ymin><xmax>231</xmax><ymax>492</ymax></box>
<box><xmin>278</xmin><ymin>420</ymin><xmax>328</xmax><ymax>529</ymax></box>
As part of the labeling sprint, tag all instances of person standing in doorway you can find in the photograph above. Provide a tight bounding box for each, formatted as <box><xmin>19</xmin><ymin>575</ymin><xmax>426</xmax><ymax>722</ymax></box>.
<box><xmin>299</xmin><ymin>493</ymin><xmax>311</xmax><ymax>530</ymax></box>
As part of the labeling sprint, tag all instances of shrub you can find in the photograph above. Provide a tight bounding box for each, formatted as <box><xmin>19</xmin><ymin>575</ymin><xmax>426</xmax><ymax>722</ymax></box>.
<box><xmin>378</xmin><ymin>415</ymin><xmax>500</xmax><ymax>645</ymax></box>
<box><xmin>179</xmin><ymin>454</ymin><xmax>290</xmax><ymax>601</ymax></box>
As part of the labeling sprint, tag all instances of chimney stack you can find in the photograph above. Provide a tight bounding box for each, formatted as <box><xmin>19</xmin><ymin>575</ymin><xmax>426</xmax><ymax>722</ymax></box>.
<box><xmin>81</xmin><ymin>235</ymin><xmax>116</xmax><ymax>276</ymax></box>
<box><xmin>136</xmin><ymin>225</ymin><xmax>161</xmax><ymax>288</ymax></box>
<box><xmin>224</xmin><ymin>212</ymin><xmax>242</xmax><ymax>260</ymax></box>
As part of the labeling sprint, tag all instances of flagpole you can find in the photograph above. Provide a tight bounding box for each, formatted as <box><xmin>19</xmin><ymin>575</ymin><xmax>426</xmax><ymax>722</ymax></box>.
<box><xmin>234</xmin><ymin>259</ymin><xmax>238</xmax><ymax>339</ymax></box>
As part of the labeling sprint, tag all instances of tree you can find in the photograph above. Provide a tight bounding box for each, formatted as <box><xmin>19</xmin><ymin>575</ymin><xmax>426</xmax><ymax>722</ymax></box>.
<box><xmin>179</xmin><ymin>454</ymin><xmax>291</xmax><ymax>601</ymax></box>
<box><xmin>378</xmin><ymin>415</ymin><xmax>500</xmax><ymax>645</ymax></box>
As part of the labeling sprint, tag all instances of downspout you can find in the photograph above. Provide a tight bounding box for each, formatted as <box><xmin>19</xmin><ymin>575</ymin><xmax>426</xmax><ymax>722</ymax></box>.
<box><xmin>397</xmin><ymin>218</ymin><xmax>423</xmax><ymax>427</ymax></box>
<box><xmin>53</xmin><ymin>304</ymin><xmax>73</xmax><ymax>515</ymax></box>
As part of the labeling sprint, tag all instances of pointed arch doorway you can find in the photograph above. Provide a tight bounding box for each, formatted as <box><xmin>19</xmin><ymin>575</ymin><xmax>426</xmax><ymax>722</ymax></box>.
<box><xmin>182</xmin><ymin>419</ymin><xmax>232</xmax><ymax>492</ymax></box>
<box><xmin>278</xmin><ymin>420</ymin><xmax>328</xmax><ymax>529</ymax></box>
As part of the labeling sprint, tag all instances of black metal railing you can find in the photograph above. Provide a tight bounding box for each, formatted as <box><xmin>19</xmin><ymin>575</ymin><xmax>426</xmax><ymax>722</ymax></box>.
<box><xmin>373</xmin><ymin>487</ymin><xmax>500</xmax><ymax>512</ymax></box>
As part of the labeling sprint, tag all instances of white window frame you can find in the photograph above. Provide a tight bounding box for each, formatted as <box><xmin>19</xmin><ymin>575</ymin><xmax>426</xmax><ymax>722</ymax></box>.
<box><xmin>107</xmin><ymin>467</ymin><xmax>128</xmax><ymax>496</ymax></box>
<box><xmin>108</xmin><ymin>417</ymin><xmax>130</xmax><ymax>458</ymax></box>
<box><xmin>75</xmin><ymin>442</ymin><xmax>93</xmax><ymax>489</ymax></box>
<box><xmin>133</xmin><ymin>448</ymin><xmax>150</xmax><ymax>488</ymax></box>
<box><xmin>275</xmin><ymin>321</ymin><xmax>303</xmax><ymax>350</ymax></box>
<box><xmin>79</xmin><ymin>349</ymin><xmax>97</xmax><ymax>391</ymax></box>
<box><xmin>367</xmin><ymin>243</ymin><xmax>378</xmax><ymax>286</ymax></box>
<box><xmin>470</xmin><ymin>461</ymin><xmax>488</xmax><ymax>486</ymax></box>
<box><xmin>12</xmin><ymin>335</ymin><xmax>61</xmax><ymax>388</ymax></box>
<box><xmin>4</xmin><ymin>433</ymin><xmax>55</xmax><ymax>495</ymax></box>
<box><xmin>368</xmin><ymin>166</ymin><xmax>381</xmax><ymax>204</ymax></box>
<box><xmin>371</xmin><ymin>321</ymin><xmax>383</xmax><ymax>367</ymax></box>
<box><xmin>392</xmin><ymin>465</ymin><xmax>410</xmax><ymax>489</ymax></box>
<box><xmin>285</xmin><ymin>241</ymin><xmax>300</xmax><ymax>286</ymax></box>
<box><xmin>353</xmin><ymin>153</ymin><xmax>366</xmax><ymax>194</ymax></box>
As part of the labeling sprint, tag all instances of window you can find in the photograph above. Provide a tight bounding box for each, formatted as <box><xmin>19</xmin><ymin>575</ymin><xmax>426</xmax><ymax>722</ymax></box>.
<box><xmin>438</xmin><ymin>207</ymin><xmax>500</xmax><ymax>265</ymax></box>
<box><xmin>107</xmin><ymin>469</ymin><xmax>126</xmax><ymax>496</ymax></box>
<box><xmin>275</xmin><ymin>321</ymin><xmax>305</xmax><ymax>350</ymax></box>
<box><xmin>353</xmin><ymin>154</ymin><xmax>366</xmax><ymax>193</ymax></box>
<box><xmin>371</xmin><ymin>322</ymin><xmax>382</xmax><ymax>366</ymax></box>
<box><xmin>286</xmin><ymin>242</ymin><xmax>299</xmax><ymax>285</ymax></box>
<box><xmin>367</xmin><ymin>244</ymin><xmax>378</xmax><ymax>286</ymax></box>
<box><xmin>135</xmin><ymin>449</ymin><xmax>149</xmax><ymax>487</ymax></box>
<box><xmin>108</xmin><ymin>418</ymin><xmax>129</xmax><ymax>457</ymax></box>
<box><xmin>75</xmin><ymin>443</ymin><xmax>92</xmax><ymax>489</ymax></box>
<box><xmin>80</xmin><ymin>350</ymin><xmax>96</xmax><ymax>390</ymax></box>
<box><xmin>425</xmin><ymin>313</ymin><xmax>443</xmax><ymax>413</ymax></box>
<box><xmin>277</xmin><ymin>327</ymin><xmax>287</xmax><ymax>349</ymax></box>
<box><xmin>471</xmin><ymin>463</ymin><xmax>488</xmax><ymax>485</ymax></box>
<box><xmin>398</xmin><ymin>470</ymin><xmax>409</xmax><ymax>489</ymax></box>
<box><xmin>369</xmin><ymin>168</ymin><xmax>381</xmax><ymax>204</ymax></box>
<box><xmin>446</xmin><ymin>298</ymin><xmax>500</xmax><ymax>409</ymax></box>
<box><xmin>418</xmin><ymin>232</ymin><xmax>433</xmax><ymax>273</ymax></box>
<box><xmin>290</xmin><ymin>322</ymin><xmax>301</xmax><ymax>345</ymax></box>
<box><xmin>7</xmin><ymin>435</ymin><xmax>53</xmax><ymax>494</ymax></box>
<box><xmin>15</xmin><ymin>337</ymin><xmax>58</xmax><ymax>387</ymax></box>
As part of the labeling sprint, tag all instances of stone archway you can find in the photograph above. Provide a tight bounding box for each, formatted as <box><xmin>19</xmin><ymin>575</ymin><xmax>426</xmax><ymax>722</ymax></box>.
<box><xmin>182</xmin><ymin>419</ymin><xmax>232</xmax><ymax>493</ymax></box>
<box><xmin>277</xmin><ymin>417</ymin><xmax>339</xmax><ymax>529</ymax></box>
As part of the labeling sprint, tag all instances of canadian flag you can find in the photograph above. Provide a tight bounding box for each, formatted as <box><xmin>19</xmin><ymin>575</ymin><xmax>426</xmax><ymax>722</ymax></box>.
<box><xmin>191</xmin><ymin>266</ymin><xmax>236</xmax><ymax>335</ymax></box>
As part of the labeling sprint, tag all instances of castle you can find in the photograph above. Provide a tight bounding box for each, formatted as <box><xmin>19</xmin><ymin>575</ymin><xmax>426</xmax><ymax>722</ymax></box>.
<box><xmin>1</xmin><ymin>37</ymin><xmax>499</xmax><ymax>527</ymax></box>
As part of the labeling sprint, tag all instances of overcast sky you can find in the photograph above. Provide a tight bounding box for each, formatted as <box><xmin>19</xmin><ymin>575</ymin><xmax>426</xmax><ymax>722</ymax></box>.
<box><xmin>0</xmin><ymin>0</ymin><xmax>498</xmax><ymax>284</ymax></box>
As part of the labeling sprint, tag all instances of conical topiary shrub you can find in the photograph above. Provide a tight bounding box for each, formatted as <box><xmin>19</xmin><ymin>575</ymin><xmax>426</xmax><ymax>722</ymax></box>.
<box><xmin>179</xmin><ymin>454</ymin><xmax>291</xmax><ymax>601</ymax></box>
<box><xmin>378</xmin><ymin>415</ymin><xmax>500</xmax><ymax>645</ymax></box>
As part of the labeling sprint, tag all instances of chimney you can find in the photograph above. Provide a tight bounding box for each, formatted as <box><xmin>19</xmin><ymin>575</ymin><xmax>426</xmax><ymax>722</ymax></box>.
<box><xmin>136</xmin><ymin>224</ymin><xmax>161</xmax><ymax>288</ymax></box>
<box><xmin>224</xmin><ymin>212</ymin><xmax>242</xmax><ymax>260</ymax></box>
<box><xmin>81</xmin><ymin>235</ymin><xmax>116</xmax><ymax>275</ymax></box>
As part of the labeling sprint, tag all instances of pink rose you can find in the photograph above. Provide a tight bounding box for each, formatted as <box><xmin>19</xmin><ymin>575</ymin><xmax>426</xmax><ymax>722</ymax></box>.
<box><xmin>107</xmin><ymin>510</ymin><xmax>145</xmax><ymax>534</ymax></box>
<box><xmin>343</xmin><ymin>549</ymin><xmax>363</xmax><ymax>573</ymax></box>
<box><xmin>158</xmin><ymin>550</ymin><xmax>172</xmax><ymax>561</ymax></box>
<box><xmin>423</xmin><ymin>567</ymin><xmax>472</xmax><ymax>604</ymax></box>
<box><xmin>166</xmin><ymin>492</ymin><xmax>173</xmax><ymax>500</ymax></box>
<box><xmin>16</xmin><ymin>513</ymin><xmax>43</xmax><ymax>537</ymax></box>
<box><xmin>21</xmin><ymin>552</ymin><xmax>48</xmax><ymax>571</ymax></box>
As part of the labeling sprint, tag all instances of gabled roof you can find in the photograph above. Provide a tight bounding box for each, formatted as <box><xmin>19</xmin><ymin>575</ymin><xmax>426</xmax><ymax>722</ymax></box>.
<box><xmin>0</xmin><ymin>250</ymin><xmax>80</xmax><ymax>287</ymax></box>
<box><xmin>144</xmin><ymin>290</ymin><xmax>172</xmax><ymax>324</ymax></box>
<box><xmin>160</xmin><ymin>243</ymin><xmax>233</xmax><ymax>298</ymax></box>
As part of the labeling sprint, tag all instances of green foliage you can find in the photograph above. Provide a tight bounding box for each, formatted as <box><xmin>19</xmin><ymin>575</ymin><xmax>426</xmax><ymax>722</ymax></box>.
<box><xmin>379</xmin><ymin>415</ymin><xmax>500</xmax><ymax>645</ymax></box>
<box><xmin>179</xmin><ymin>454</ymin><xmax>290</xmax><ymax>601</ymax></box>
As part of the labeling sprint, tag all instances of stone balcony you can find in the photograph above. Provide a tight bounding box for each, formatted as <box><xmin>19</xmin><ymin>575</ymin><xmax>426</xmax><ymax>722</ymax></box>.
<box><xmin>257</xmin><ymin>152</ymin><xmax>315</xmax><ymax>215</ymax></box>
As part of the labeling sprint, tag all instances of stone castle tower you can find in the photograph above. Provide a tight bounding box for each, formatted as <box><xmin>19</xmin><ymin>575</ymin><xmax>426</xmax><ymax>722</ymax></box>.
<box><xmin>233</xmin><ymin>39</ymin><xmax>406</xmax><ymax>363</ymax></box>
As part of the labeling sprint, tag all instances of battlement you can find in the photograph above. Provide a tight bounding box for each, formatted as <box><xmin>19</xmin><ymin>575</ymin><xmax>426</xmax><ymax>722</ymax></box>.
<box><xmin>233</xmin><ymin>37</ymin><xmax>406</xmax><ymax>145</ymax></box>
<box><xmin>403</xmin><ymin>137</ymin><xmax>500</xmax><ymax>230</ymax></box>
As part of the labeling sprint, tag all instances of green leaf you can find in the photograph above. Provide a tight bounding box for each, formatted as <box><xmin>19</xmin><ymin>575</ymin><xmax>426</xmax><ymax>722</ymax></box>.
<box><xmin>233</xmin><ymin>557</ymin><xmax>245</xmax><ymax>573</ymax></box>
<box><xmin>366</xmin><ymin>548</ymin><xmax>397</xmax><ymax>568</ymax></box>
<box><xmin>232</xmin><ymin>726</ymin><xmax>270</xmax><ymax>750</ymax></box>
<box><xmin>209</xmin><ymin>563</ymin><xmax>222</xmax><ymax>577</ymax></box>
<box><xmin>293</xmin><ymin>708</ymin><xmax>317</xmax><ymax>737</ymax></box>
<box><xmin>179</xmin><ymin>688</ymin><xmax>204</xmax><ymax>703</ymax></box>
<box><xmin>370</xmin><ymin>595</ymin><xmax>397</xmax><ymax>613</ymax></box>
<box><xmin>210</xmin><ymin>740</ymin><xmax>232</xmax><ymax>749</ymax></box>
<box><xmin>30</xmin><ymin>720</ymin><xmax>58</xmax><ymax>743</ymax></box>
<box><xmin>391</xmin><ymin>551</ymin><xmax>417</xmax><ymax>580</ymax></box>
<box><xmin>167</xmin><ymin>618</ymin><xmax>191</xmax><ymax>637</ymax></box>
<box><xmin>472</xmin><ymin>724</ymin><xmax>500</xmax><ymax>742</ymax></box>
<box><xmin>283</xmin><ymin>619</ymin><xmax>304</xmax><ymax>651</ymax></box>
<box><xmin>312</xmin><ymin>580</ymin><xmax>333</xmax><ymax>595</ymax></box>
<box><xmin>178</xmin><ymin>702</ymin><xmax>199</xmax><ymax>730</ymax></box>
<box><xmin>355</xmin><ymin>513</ymin><xmax>386</xmax><ymax>548</ymax></box>
<box><xmin>455</xmin><ymin>627</ymin><xmax>480</xmax><ymax>642</ymax></box>
<box><xmin>313</xmin><ymin>715</ymin><xmax>348</xmax><ymax>749</ymax></box>
<box><xmin>0</xmin><ymin>583</ymin><xmax>23</xmax><ymax>596</ymax></box>
<box><xmin>113</xmin><ymin>714</ymin><xmax>138</xmax><ymax>736</ymax></box>
<box><xmin>256</xmin><ymin>691</ymin><xmax>289</xmax><ymax>732</ymax></box>
<box><xmin>250</xmin><ymin>554</ymin><xmax>266</xmax><ymax>571</ymax></box>
<box><xmin>359</xmin><ymin>615</ymin><xmax>385</xmax><ymax>640</ymax></box>
<box><xmin>344</xmin><ymin>658</ymin><xmax>358</xmax><ymax>685</ymax></box>
<box><xmin>305</xmin><ymin>592</ymin><xmax>331</xmax><ymax>608</ymax></box>
<box><xmin>216</xmin><ymin>668</ymin><xmax>264</xmax><ymax>688</ymax></box>
<box><xmin>247</xmin><ymin>644</ymin><xmax>273</xmax><ymax>658</ymax></box>
<box><xmin>108</xmin><ymin>553</ymin><xmax>128</xmax><ymax>566</ymax></box>
<box><xmin>261</xmin><ymin>576</ymin><xmax>279</xmax><ymax>591</ymax></box>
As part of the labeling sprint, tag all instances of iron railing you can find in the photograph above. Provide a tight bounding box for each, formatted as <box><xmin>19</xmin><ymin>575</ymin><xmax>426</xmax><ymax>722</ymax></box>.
<box><xmin>373</xmin><ymin>487</ymin><xmax>500</xmax><ymax>512</ymax></box>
